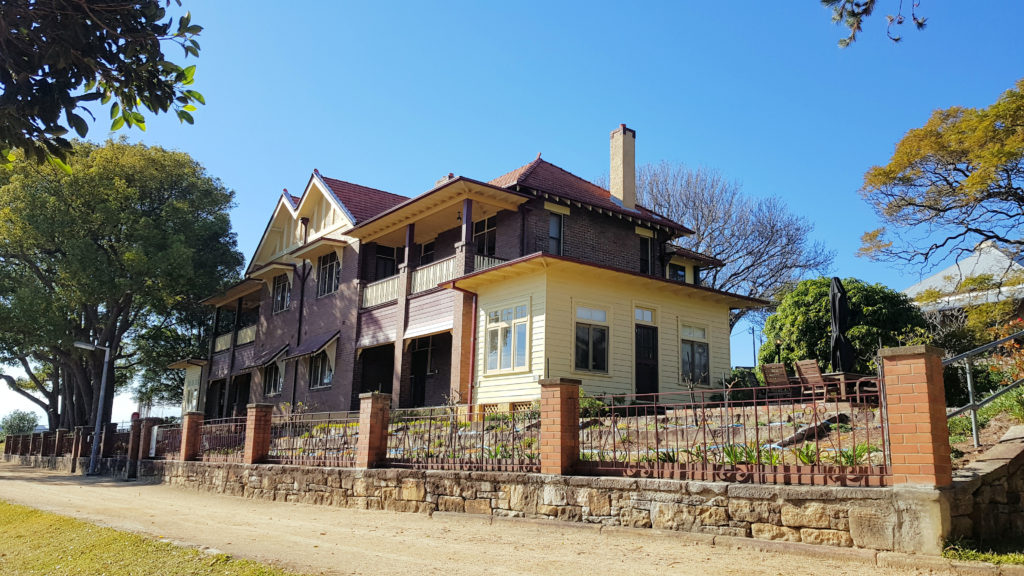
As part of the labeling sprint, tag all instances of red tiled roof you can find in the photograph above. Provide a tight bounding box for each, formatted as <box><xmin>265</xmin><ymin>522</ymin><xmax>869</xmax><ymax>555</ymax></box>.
<box><xmin>319</xmin><ymin>176</ymin><xmax>408</xmax><ymax>224</ymax></box>
<box><xmin>489</xmin><ymin>158</ymin><xmax>692</xmax><ymax>234</ymax></box>
<box><xmin>287</xmin><ymin>194</ymin><xmax>301</xmax><ymax>208</ymax></box>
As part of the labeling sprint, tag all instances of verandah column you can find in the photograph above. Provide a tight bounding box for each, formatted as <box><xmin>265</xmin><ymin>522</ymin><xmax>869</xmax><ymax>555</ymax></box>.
<box><xmin>356</xmin><ymin>392</ymin><xmax>391</xmax><ymax>468</ymax></box>
<box><xmin>179</xmin><ymin>411</ymin><xmax>204</xmax><ymax>461</ymax></box>
<box><xmin>539</xmin><ymin>378</ymin><xmax>580</xmax><ymax>475</ymax></box>
<box><xmin>879</xmin><ymin>345</ymin><xmax>953</xmax><ymax>487</ymax></box>
<box><xmin>243</xmin><ymin>403</ymin><xmax>273</xmax><ymax>464</ymax></box>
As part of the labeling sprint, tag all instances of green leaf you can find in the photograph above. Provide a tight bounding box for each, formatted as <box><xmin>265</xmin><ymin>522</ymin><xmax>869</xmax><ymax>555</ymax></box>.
<box><xmin>111</xmin><ymin>117</ymin><xmax>125</xmax><ymax>131</ymax></box>
<box><xmin>110</xmin><ymin>102</ymin><xmax>120</xmax><ymax>120</ymax></box>
<box><xmin>66</xmin><ymin>112</ymin><xmax>88</xmax><ymax>138</ymax></box>
<box><xmin>135</xmin><ymin>121</ymin><xmax>146</xmax><ymax>132</ymax></box>
<box><xmin>131</xmin><ymin>111</ymin><xmax>146</xmax><ymax>124</ymax></box>
<box><xmin>46</xmin><ymin>155</ymin><xmax>72</xmax><ymax>174</ymax></box>
<box><xmin>185</xmin><ymin>90</ymin><xmax>205</xmax><ymax>105</ymax></box>
<box><xmin>183</xmin><ymin>104</ymin><xmax>196</xmax><ymax>112</ymax></box>
<box><xmin>177</xmin><ymin>110</ymin><xmax>194</xmax><ymax>125</ymax></box>
<box><xmin>183</xmin><ymin>65</ymin><xmax>196</xmax><ymax>81</ymax></box>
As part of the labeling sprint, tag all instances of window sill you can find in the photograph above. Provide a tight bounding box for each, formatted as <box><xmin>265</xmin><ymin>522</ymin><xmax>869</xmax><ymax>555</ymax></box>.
<box><xmin>570</xmin><ymin>369</ymin><xmax>612</xmax><ymax>378</ymax></box>
<box><xmin>316</xmin><ymin>290</ymin><xmax>338</xmax><ymax>300</ymax></box>
<box><xmin>309</xmin><ymin>385</ymin><xmax>332</xmax><ymax>391</ymax></box>
<box><xmin>482</xmin><ymin>367</ymin><xmax>532</xmax><ymax>377</ymax></box>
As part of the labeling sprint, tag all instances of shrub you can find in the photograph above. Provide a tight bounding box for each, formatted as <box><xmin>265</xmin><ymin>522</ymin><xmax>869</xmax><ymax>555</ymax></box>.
<box><xmin>0</xmin><ymin>410</ymin><xmax>39</xmax><ymax>442</ymax></box>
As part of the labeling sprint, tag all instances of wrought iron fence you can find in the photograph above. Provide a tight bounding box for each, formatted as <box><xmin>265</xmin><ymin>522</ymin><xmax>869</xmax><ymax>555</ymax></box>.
<box><xmin>577</xmin><ymin>382</ymin><xmax>888</xmax><ymax>486</ymax></box>
<box><xmin>58</xmin><ymin>432</ymin><xmax>75</xmax><ymax>456</ymax></box>
<box><xmin>154</xmin><ymin>425</ymin><xmax>182</xmax><ymax>460</ymax></box>
<box><xmin>200</xmin><ymin>417</ymin><xmax>246</xmax><ymax>463</ymax></box>
<box><xmin>387</xmin><ymin>404</ymin><xmax>541</xmax><ymax>472</ymax></box>
<box><xmin>268</xmin><ymin>411</ymin><xmax>360</xmax><ymax>467</ymax></box>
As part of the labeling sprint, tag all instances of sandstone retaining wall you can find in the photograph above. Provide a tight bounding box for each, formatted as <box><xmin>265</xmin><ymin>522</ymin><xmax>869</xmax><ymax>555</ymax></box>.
<box><xmin>950</xmin><ymin>425</ymin><xmax>1024</xmax><ymax>543</ymax></box>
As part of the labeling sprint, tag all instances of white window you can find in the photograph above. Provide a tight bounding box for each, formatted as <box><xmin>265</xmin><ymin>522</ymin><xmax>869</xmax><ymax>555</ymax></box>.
<box><xmin>317</xmin><ymin>252</ymin><xmax>340</xmax><ymax>297</ymax></box>
<box><xmin>309</xmin><ymin>350</ymin><xmax>333</xmax><ymax>389</ymax></box>
<box><xmin>575</xmin><ymin>306</ymin><xmax>609</xmax><ymax>372</ymax></box>
<box><xmin>485</xmin><ymin>303</ymin><xmax>529</xmax><ymax>372</ymax></box>
<box><xmin>634</xmin><ymin>307</ymin><xmax>654</xmax><ymax>323</ymax></box>
<box><xmin>263</xmin><ymin>362</ymin><xmax>283</xmax><ymax>396</ymax></box>
<box><xmin>272</xmin><ymin>274</ymin><xmax>290</xmax><ymax>313</ymax></box>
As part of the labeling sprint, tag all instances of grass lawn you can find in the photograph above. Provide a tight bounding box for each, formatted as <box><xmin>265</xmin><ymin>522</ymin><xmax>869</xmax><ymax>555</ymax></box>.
<box><xmin>944</xmin><ymin>540</ymin><xmax>1024</xmax><ymax>565</ymax></box>
<box><xmin>0</xmin><ymin>500</ymin><xmax>306</xmax><ymax>576</ymax></box>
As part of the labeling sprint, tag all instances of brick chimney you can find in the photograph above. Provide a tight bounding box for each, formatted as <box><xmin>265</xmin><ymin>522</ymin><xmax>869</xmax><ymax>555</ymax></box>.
<box><xmin>609</xmin><ymin>124</ymin><xmax>636</xmax><ymax>209</ymax></box>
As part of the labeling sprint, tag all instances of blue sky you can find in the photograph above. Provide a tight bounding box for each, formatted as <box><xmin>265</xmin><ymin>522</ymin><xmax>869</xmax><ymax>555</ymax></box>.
<box><xmin>6</xmin><ymin>2</ymin><xmax>1024</xmax><ymax>420</ymax></box>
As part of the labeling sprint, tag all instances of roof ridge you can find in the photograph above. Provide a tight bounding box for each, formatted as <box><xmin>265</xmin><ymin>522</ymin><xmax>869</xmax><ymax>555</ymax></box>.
<box><xmin>320</xmin><ymin>174</ymin><xmax>408</xmax><ymax>201</ymax></box>
<box><xmin>534</xmin><ymin>158</ymin><xmax>607</xmax><ymax>194</ymax></box>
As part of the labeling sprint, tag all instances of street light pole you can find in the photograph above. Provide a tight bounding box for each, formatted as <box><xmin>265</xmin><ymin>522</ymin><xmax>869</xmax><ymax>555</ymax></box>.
<box><xmin>74</xmin><ymin>341</ymin><xmax>111</xmax><ymax>476</ymax></box>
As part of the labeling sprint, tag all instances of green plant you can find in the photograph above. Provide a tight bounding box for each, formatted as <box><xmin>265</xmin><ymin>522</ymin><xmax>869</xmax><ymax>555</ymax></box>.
<box><xmin>836</xmin><ymin>422</ymin><xmax>854</xmax><ymax>433</ymax></box>
<box><xmin>791</xmin><ymin>443</ymin><xmax>818</xmax><ymax>465</ymax></box>
<box><xmin>721</xmin><ymin>444</ymin><xmax>749</xmax><ymax>465</ymax></box>
<box><xmin>760</xmin><ymin>448</ymin><xmax>782</xmax><ymax>466</ymax></box>
<box><xmin>833</xmin><ymin>443</ymin><xmax>878</xmax><ymax>467</ymax></box>
<box><xmin>580</xmin><ymin>392</ymin><xmax>608</xmax><ymax>418</ymax></box>
<box><xmin>944</xmin><ymin>539</ymin><xmax>1024</xmax><ymax>565</ymax></box>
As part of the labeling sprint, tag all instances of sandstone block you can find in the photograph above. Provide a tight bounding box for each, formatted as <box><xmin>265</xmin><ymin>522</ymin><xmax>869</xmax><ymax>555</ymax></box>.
<box><xmin>586</xmin><ymin>490</ymin><xmax>611</xmax><ymax>516</ymax></box>
<box><xmin>620</xmin><ymin>508</ymin><xmax>652</xmax><ymax>528</ymax></box>
<box><xmin>438</xmin><ymin>496</ymin><xmax>464</xmax><ymax>513</ymax></box>
<box><xmin>800</xmin><ymin>528</ymin><xmax>853</xmax><ymax>547</ymax></box>
<box><xmin>400</xmin><ymin>479</ymin><xmax>426</xmax><ymax>502</ymax></box>
<box><xmin>464</xmin><ymin>499</ymin><xmax>492</xmax><ymax>515</ymax></box>
<box><xmin>848</xmin><ymin>506</ymin><xmax>895</xmax><ymax>551</ymax></box>
<box><xmin>728</xmin><ymin>499</ymin><xmax>777</xmax><ymax>524</ymax></box>
<box><xmin>781</xmin><ymin>503</ymin><xmax>832</xmax><ymax>529</ymax></box>
<box><xmin>751</xmin><ymin>523</ymin><xmax>801</xmax><ymax>542</ymax></box>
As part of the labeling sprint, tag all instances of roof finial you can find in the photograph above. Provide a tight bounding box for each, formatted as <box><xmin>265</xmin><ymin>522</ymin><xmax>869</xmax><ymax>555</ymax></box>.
<box><xmin>283</xmin><ymin>188</ymin><xmax>289</xmax><ymax>194</ymax></box>
<box><xmin>536</xmin><ymin>152</ymin><xmax>542</xmax><ymax>160</ymax></box>
<box><xmin>313</xmin><ymin>168</ymin><xmax>321</xmax><ymax>176</ymax></box>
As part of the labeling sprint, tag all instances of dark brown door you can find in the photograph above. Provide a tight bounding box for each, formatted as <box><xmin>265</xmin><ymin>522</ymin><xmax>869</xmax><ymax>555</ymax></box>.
<box><xmin>635</xmin><ymin>325</ymin><xmax>659</xmax><ymax>395</ymax></box>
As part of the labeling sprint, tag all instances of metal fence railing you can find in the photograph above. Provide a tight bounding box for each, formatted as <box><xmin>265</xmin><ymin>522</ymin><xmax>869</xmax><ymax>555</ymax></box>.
<box><xmin>943</xmin><ymin>328</ymin><xmax>1024</xmax><ymax>447</ymax></box>
<box><xmin>110</xmin><ymin>423</ymin><xmax>132</xmax><ymax>458</ymax></box>
<box><xmin>199</xmin><ymin>417</ymin><xmax>246</xmax><ymax>463</ymax></box>
<box><xmin>268</xmin><ymin>411</ymin><xmax>360</xmax><ymax>467</ymax></box>
<box><xmin>387</xmin><ymin>404</ymin><xmax>541</xmax><ymax>472</ymax></box>
<box><xmin>577</xmin><ymin>382</ymin><xmax>888</xmax><ymax>486</ymax></box>
<box><xmin>154</xmin><ymin>425</ymin><xmax>182</xmax><ymax>460</ymax></box>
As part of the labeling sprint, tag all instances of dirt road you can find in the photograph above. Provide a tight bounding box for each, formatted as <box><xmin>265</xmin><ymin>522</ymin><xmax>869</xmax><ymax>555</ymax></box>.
<box><xmin>0</xmin><ymin>462</ymin><xmax>933</xmax><ymax>575</ymax></box>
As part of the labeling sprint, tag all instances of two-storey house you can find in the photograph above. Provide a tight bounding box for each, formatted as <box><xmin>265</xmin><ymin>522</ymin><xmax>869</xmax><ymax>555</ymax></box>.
<box><xmin>180</xmin><ymin>125</ymin><xmax>763</xmax><ymax>418</ymax></box>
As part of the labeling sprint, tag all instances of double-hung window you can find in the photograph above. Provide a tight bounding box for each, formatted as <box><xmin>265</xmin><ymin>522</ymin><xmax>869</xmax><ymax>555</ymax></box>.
<box><xmin>574</xmin><ymin>306</ymin><xmax>608</xmax><ymax>372</ymax></box>
<box><xmin>420</xmin><ymin>241</ymin><xmax>435</xmax><ymax>265</ymax></box>
<box><xmin>375</xmin><ymin>246</ymin><xmax>397</xmax><ymax>279</ymax></box>
<box><xmin>474</xmin><ymin>216</ymin><xmax>497</xmax><ymax>257</ymax></box>
<box><xmin>309</xmin><ymin>350</ymin><xmax>333</xmax><ymax>389</ymax></box>
<box><xmin>485</xmin><ymin>303</ymin><xmax>529</xmax><ymax>372</ymax></box>
<box><xmin>317</xmin><ymin>252</ymin><xmax>340</xmax><ymax>297</ymax></box>
<box><xmin>263</xmin><ymin>362</ymin><xmax>283</xmax><ymax>396</ymax></box>
<box><xmin>272</xmin><ymin>274</ymin><xmax>290</xmax><ymax>314</ymax></box>
<box><xmin>548</xmin><ymin>213</ymin><xmax>563</xmax><ymax>255</ymax></box>
<box><xmin>680</xmin><ymin>324</ymin><xmax>709</xmax><ymax>386</ymax></box>
<box><xmin>667</xmin><ymin>263</ymin><xmax>686</xmax><ymax>283</ymax></box>
<box><xmin>639</xmin><ymin>236</ymin><xmax>653</xmax><ymax>274</ymax></box>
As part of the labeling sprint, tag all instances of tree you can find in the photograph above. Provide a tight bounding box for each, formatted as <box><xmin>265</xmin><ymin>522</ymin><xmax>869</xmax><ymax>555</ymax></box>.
<box><xmin>630</xmin><ymin>162</ymin><xmax>834</xmax><ymax>329</ymax></box>
<box><xmin>757</xmin><ymin>277</ymin><xmax>928</xmax><ymax>373</ymax></box>
<box><xmin>823</xmin><ymin>0</ymin><xmax>927</xmax><ymax>47</ymax></box>
<box><xmin>0</xmin><ymin>409</ymin><xmax>39</xmax><ymax>441</ymax></box>
<box><xmin>0</xmin><ymin>139</ymin><xmax>243</xmax><ymax>429</ymax></box>
<box><xmin>0</xmin><ymin>1</ymin><xmax>204</xmax><ymax>167</ymax></box>
<box><xmin>859</xmin><ymin>79</ymin><xmax>1024</xmax><ymax>272</ymax></box>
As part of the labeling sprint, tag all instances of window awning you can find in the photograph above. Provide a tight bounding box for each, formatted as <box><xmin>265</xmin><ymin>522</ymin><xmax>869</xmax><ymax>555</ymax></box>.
<box><xmin>240</xmin><ymin>345</ymin><xmax>290</xmax><ymax>372</ymax></box>
<box><xmin>285</xmin><ymin>330</ymin><xmax>340</xmax><ymax>360</ymax></box>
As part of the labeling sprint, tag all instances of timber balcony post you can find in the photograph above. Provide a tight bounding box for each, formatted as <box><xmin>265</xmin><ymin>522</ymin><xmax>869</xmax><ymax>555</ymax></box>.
<box><xmin>243</xmin><ymin>404</ymin><xmax>274</xmax><ymax>464</ymax></box>
<box><xmin>880</xmin><ymin>345</ymin><xmax>953</xmax><ymax>487</ymax></box>
<box><xmin>539</xmin><ymin>378</ymin><xmax>581</xmax><ymax>475</ymax></box>
<box><xmin>180</xmin><ymin>412</ymin><xmax>204</xmax><ymax>462</ymax></box>
<box><xmin>357</xmin><ymin>392</ymin><xmax>391</xmax><ymax>468</ymax></box>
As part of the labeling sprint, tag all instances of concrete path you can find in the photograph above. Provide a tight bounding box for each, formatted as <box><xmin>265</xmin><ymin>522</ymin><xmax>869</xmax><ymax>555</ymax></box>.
<box><xmin>0</xmin><ymin>462</ymin><xmax>949</xmax><ymax>575</ymax></box>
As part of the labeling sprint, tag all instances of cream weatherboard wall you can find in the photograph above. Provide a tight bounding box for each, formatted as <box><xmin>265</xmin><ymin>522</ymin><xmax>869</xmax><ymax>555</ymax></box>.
<box><xmin>472</xmin><ymin>269</ymin><xmax>548</xmax><ymax>404</ymax></box>
<box><xmin>470</xmin><ymin>262</ymin><xmax>734</xmax><ymax>405</ymax></box>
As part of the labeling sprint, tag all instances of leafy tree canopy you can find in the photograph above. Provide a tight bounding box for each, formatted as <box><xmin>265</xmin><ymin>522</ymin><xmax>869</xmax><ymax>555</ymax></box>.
<box><xmin>758</xmin><ymin>277</ymin><xmax>928</xmax><ymax>373</ymax></box>
<box><xmin>0</xmin><ymin>139</ymin><xmax>242</xmax><ymax>428</ymax></box>
<box><xmin>0</xmin><ymin>0</ymin><xmax>203</xmax><ymax>168</ymax></box>
<box><xmin>858</xmin><ymin>79</ymin><xmax>1024</xmax><ymax>271</ymax></box>
<box><xmin>0</xmin><ymin>409</ymin><xmax>39</xmax><ymax>440</ymax></box>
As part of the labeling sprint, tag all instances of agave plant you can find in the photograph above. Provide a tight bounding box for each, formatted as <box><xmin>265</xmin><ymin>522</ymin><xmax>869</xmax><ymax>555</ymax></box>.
<box><xmin>790</xmin><ymin>442</ymin><xmax>818</xmax><ymax>465</ymax></box>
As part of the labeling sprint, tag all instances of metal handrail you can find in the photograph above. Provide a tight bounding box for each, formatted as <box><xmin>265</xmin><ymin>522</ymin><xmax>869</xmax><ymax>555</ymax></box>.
<box><xmin>942</xmin><ymin>329</ymin><xmax>1024</xmax><ymax>366</ymax></box>
<box><xmin>943</xmin><ymin>329</ymin><xmax>1024</xmax><ymax>448</ymax></box>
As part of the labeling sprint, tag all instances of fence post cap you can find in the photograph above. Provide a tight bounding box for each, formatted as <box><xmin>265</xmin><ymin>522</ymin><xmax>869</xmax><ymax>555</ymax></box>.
<box><xmin>246</xmin><ymin>403</ymin><xmax>274</xmax><ymax>410</ymax></box>
<box><xmin>878</xmin><ymin>345</ymin><xmax>945</xmax><ymax>360</ymax></box>
<box><xmin>539</xmin><ymin>378</ymin><xmax>582</xmax><ymax>388</ymax></box>
<box><xmin>181</xmin><ymin>411</ymin><xmax>204</xmax><ymax>417</ymax></box>
<box><xmin>358</xmin><ymin>391</ymin><xmax>392</xmax><ymax>400</ymax></box>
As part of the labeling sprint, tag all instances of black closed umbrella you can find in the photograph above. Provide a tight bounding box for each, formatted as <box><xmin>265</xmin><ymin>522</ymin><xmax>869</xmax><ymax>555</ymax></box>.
<box><xmin>829</xmin><ymin>277</ymin><xmax>855</xmax><ymax>373</ymax></box>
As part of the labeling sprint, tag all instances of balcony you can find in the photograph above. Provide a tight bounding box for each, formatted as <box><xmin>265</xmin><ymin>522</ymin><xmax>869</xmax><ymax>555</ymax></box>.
<box><xmin>474</xmin><ymin>254</ymin><xmax>506</xmax><ymax>272</ymax></box>
<box><xmin>213</xmin><ymin>333</ymin><xmax>232</xmax><ymax>353</ymax></box>
<box><xmin>410</xmin><ymin>256</ymin><xmax>458</xmax><ymax>294</ymax></box>
<box><xmin>236</xmin><ymin>324</ymin><xmax>256</xmax><ymax>346</ymax></box>
<box><xmin>363</xmin><ymin>275</ymin><xmax>400</xmax><ymax>308</ymax></box>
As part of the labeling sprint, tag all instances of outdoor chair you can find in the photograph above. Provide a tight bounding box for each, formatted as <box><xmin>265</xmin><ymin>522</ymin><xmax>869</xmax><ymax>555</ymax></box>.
<box><xmin>760</xmin><ymin>363</ymin><xmax>797</xmax><ymax>401</ymax></box>
<box><xmin>795</xmin><ymin>360</ymin><xmax>840</xmax><ymax>400</ymax></box>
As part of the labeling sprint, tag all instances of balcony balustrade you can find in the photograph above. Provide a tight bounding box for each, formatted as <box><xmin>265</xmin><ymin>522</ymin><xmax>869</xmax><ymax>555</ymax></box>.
<box><xmin>410</xmin><ymin>256</ymin><xmax>458</xmax><ymax>294</ymax></box>
<box><xmin>474</xmin><ymin>254</ymin><xmax>506</xmax><ymax>272</ymax></box>
<box><xmin>213</xmin><ymin>333</ymin><xmax>232</xmax><ymax>353</ymax></box>
<box><xmin>362</xmin><ymin>275</ymin><xmax>400</xmax><ymax>308</ymax></box>
<box><xmin>236</xmin><ymin>324</ymin><xmax>256</xmax><ymax>346</ymax></box>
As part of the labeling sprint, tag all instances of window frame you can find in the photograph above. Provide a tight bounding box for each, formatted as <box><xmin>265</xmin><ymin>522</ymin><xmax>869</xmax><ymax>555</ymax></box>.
<box><xmin>308</xmin><ymin>350</ymin><xmax>334</xmax><ymax>389</ymax></box>
<box><xmin>271</xmin><ymin>274</ymin><xmax>291</xmax><ymax>314</ymax></box>
<box><xmin>548</xmin><ymin>212</ymin><xmax>563</xmax><ymax>255</ymax></box>
<box><xmin>473</xmin><ymin>216</ymin><xmax>497</xmax><ymax>257</ymax></box>
<box><xmin>679</xmin><ymin>323</ymin><xmax>710</xmax><ymax>387</ymax></box>
<box><xmin>483</xmin><ymin>300</ymin><xmax>530</xmax><ymax>374</ymax></box>
<box><xmin>316</xmin><ymin>251</ymin><xmax>340</xmax><ymax>297</ymax></box>
<box><xmin>263</xmin><ymin>362</ymin><xmax>283</xmax><ymax>396</ymax></box>
<box><xmin>667</xmin><ymin>262</ymin><xmax>687</xmax><ymax>283</ymax></box>
<box><xmin>420</xmin><ymin>241</ymin><xmax>435</xmax><ymax>265</ymax></box>
<box><xmin>639</xmin><ymin>236</ymin><xmax>653</xmax><ymax>274</ymax></box>
<box><xmin>375</xmin><ymin>245</ymin><xmax>397</xmax><ymax>279</ymax></box>
<box><xmin>573</xmin><ymin>304</ymin><xmax>610</xmax><ymax>374</ymax></box>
